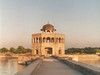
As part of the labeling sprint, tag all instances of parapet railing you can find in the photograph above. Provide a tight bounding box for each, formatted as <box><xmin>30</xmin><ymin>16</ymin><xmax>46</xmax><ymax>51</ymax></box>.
<box><xmin>15</xmin><ymin>58</ymin><xmax>42</xmax><ymax>75</ymax></box>
<box><xmin>54</xmin><ymin>56</ymin><xmax>100</xmax><ymax>75</ymax></box>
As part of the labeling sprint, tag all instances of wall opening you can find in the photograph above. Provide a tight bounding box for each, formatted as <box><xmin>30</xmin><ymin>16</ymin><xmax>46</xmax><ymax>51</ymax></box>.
<box><xmin>36</xmin><ymin>49</ymin><xmax>39</xmax><ymax>54</ymax></box>
<box><xmin>45</xmin><ymin>47</ymin><xmax>52</xmax><ymax>54</ymax></box>
<box><xmin>58</xmin><ymin>50</ymin><xmax>61</xmax><ymax>54</ymax></box>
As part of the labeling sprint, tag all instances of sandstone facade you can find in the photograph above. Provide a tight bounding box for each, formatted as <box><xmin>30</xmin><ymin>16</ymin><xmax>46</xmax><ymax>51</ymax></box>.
<box><xmin>32</xmin><ymin>23</ymin><xmax>65</xmax><ymax>56</ymax></box>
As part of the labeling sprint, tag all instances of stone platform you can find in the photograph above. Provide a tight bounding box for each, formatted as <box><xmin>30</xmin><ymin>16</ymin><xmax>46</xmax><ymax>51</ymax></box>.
<box><xmin>32</xmin><ymin>57</ymin><xmax>83</xmax><ymax>75</ymax></box>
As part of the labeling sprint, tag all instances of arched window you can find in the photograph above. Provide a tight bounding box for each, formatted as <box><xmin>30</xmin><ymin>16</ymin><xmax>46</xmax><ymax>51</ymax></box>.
<box><xmin>47</xmin><ymin>30</ymin><xmax>50</xmax><ymax>32</ymax></box>
<box><xmin>43</xmin><ymin>37</ymin><xmax>46</xmax><ymax>43</ymax></box>
<box><xmin>39</xmin><ymin>37</ymin><xmax>41</xmax><ymax>43</ymax></box>
<box><xmin>47</xmin><ymin>37</ymin><xmax>50</xmax><ymax>43</ymax></box>
<box><xmin>36</xmin><ymin>38</ymin><xmax>38</xmax><ymax>43</ymax></box>
<box><xmin>59</xmin><ymin>38</ymin><xmax>61</xmax><ymax>43</ymax></box>
<box><xmin>56</xmin><ymin>38</ymin><xmax>59</xmax><ymax>43</ymax></box>
<box><xmin>60</xmin><ymin>38</ymin><xmax>62</xmax><ymax>43</ymax></box>
<box><xmin>51</xmin><ymin>38</ymin><xmax>54</xmax><ymax>43</ymax></box>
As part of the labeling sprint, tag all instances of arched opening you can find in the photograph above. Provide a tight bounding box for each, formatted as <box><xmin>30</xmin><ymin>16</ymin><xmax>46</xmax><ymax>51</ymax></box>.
<box><xmin>39</xmin><ymin>37</ymin><xmax>41</xmax><ymax>43</ymax></box>
<box><xmin>59</xmin><ymin>38</ymin><xmax>61</xmax><ymax>43</ymax></box>
<box><xmin>36</xmin><ymin>38</ymin><xmax>38</xmax><ymax>43</ymax></box>
<box><xmin>47</xmin><ymin>30</ymin><xmax>50</xmax><ymax>32</ymax></box>
<box><xmin>58</xmin><ymin>50</ymin><xmax>61</xmax><ymax>54</ymax></box>
<box><xmin>45</xmin><ymin>47</ymin><xmax>52</xmax><ymax>54</ymax></box>
<box><xmin>47</xmin><ymin>37</ymin><xmax>50</xmax><ymax>43</ymax></box>
<box><xmin>51</xmin><ymin>38</ymin><xmax>54</xmax><ymax>43</ymax></box>
<box><xmin>36</xmin><ymin>49</ymin><xmax>39</xmax><ymax>54</ymax></box>
<box><xmin>56</xmin><ymin>38</ymin><xmax>59</xmax><ymax>43</ymax></box>
<box><xmin>43</xmin><ymin>37</ymin><xmax>46</xmax><ymax>43</ymax></box>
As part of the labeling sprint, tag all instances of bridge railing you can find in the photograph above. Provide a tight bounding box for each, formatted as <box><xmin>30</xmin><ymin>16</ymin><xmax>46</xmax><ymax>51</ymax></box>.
<box><xmin>15</xmin><ymin>58</ymin><xmax>42</xmax><ymax>75</ymax></box>
<box><xmin>54</xmin><ymin>56</ymin><xmax>100</xmax><ymax>75</ymax></box>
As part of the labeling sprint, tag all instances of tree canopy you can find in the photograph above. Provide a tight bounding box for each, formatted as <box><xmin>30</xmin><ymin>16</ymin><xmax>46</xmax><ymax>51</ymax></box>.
<box><xmin>0</xmin><ymin>47</ymin><xmax>8</xmax><ymax>53</ymax></box>
<box><xmin>65</xmin><ymin>47</ymin><xmax>99</xmax><ymax>54</ymax></box>
<box><xmin>0</xmin><ymin>46</ymin><xmax>32</xmax><ymax>54</ymax></box>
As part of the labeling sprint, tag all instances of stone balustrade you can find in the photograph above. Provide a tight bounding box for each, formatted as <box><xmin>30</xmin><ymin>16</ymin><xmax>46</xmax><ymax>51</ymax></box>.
<box><xmin>15</xmin><ymin>58</ymin><xmax>42</xmax><ymax>75</ymax></box>
<box><xmin>55</xmin><ymin>56</ymin><xmax>100</xmax><ymax>75</ymax></box>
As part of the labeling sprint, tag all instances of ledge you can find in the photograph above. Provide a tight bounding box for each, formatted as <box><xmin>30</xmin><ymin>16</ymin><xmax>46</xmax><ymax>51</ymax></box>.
<box><xmin>15</xmin><ymin>59</ymin><xmax>42</xmax><ymax>75</ymax></box>
<box><xmin>55</xmin><ymin>56</ymin><xmax>100</xmax><ymax>75</ymax></box>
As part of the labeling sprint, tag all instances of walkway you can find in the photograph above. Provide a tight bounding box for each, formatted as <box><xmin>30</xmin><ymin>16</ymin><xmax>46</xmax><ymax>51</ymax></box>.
<box><xmin>33</xmin><ymin>57</ymin><xmax>83</xmax><ymax>75</ymax></box>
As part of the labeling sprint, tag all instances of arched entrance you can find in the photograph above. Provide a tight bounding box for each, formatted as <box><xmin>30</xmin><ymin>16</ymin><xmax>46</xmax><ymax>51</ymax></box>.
<box><xmin>45</xmin><ymin>47</ymin><xmax>53</xmax><ymax>56</ymax></box>
<box><xmin>36</xmin><ymin>49</ymin><xmax>39</xmax><ymax>55</ymax></box>
<box><xmin>58</xmin><ymin>50</ymin><xmax>61</xmax><ymax>54</ymax></box>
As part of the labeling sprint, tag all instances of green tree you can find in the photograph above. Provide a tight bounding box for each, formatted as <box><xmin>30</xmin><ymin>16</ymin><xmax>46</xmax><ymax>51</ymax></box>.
<box><xmin>96</xmin><ymin>49</ymin><xmax>100</xmax><ymax>53</ymax></box>
<box><xmin>10</xmin><ymin>47</ymin><xmax>16</xmax><ymax>53</ymax></box>
<box><xmin>16</xmin><ymin>46</ymin><xmax>25</xmax><ymax>54</ymax></box>
<box><xmin>25</xmin><ymin>48</ymin><xmax>32</xmax><ymax>53</ymax></box>
<box><xmin>83</xmin><ymin>47</ymin><xmax>96</xmax><ymax>54</ymax></box>
<box><xmin>0</xmin><ymin>47</ymin><xmax>8</xmax><ymax>53</ymax></box>
<box><xmin>65</xmin><ymin>47</ymin><xmax>96</xmax><ymax>54</ymax></box>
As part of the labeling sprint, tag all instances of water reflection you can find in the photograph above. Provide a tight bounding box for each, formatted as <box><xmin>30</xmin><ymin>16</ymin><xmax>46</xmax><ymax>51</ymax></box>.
<box><xmin>0</xmin><ymin>58</ymin><xmax>25</xmax><ymax>75</ymax></box>
<box><xmin>0</xmin><ymin>57</ymin><xmax>100</xmax><ymax>75</ymax></box>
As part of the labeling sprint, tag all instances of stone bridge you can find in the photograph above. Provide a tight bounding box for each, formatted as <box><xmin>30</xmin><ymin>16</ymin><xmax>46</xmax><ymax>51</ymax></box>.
<box><xmin>16</xmin><ymin>56</ymin><xmax>100</xmax><ymax>75</ymax></box>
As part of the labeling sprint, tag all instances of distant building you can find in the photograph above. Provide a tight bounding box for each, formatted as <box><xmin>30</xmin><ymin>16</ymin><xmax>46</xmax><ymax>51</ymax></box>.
<box><xmin>32</xmin><ymin>23</ymin><xmax>65</xmax><ymax>56</ymax></box>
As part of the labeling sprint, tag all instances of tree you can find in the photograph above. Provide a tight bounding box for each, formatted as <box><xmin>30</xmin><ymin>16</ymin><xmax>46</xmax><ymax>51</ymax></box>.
<box><xmin>16</xmin><ymin>46</ymin><xmax>25</xmax><ymax>54</ymax></box>
<box><xmin>84</xmin><ymin>47</ymin><xmax>96</xmax><ymax>54</ymax></box>
<box><xmin>25</xmin><ymin>48</ymin><xmax>32</xmax><ymax>53</ymax></box>
<box><xmin>65</xmin><ymin>47</ymin><xmax>96</xmax><ymax>54</ymax></box>
<box><xmin>10</xmin><ymin>47</ymin><xmax>16</xmax><ymax>53</ymax></box>
<box><xmin>0</xmin><ymin>46</ymin><xmax>32</xmax><ymax>54</ymax></box>
<box><xmin>0</xmin><ymin>47</ymin><xmax>8</xmax><ymax>53</ymax></box>
<box><xmin>96</xmin><ymin>49</ymin><xmax>100</xmax><ymax>53</ymax></box>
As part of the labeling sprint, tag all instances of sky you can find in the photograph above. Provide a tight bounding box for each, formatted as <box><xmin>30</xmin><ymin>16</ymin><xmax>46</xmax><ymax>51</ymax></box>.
<box><xmin>0</xmin><ymin>0</ymin><xmax>100</xmax><ymax>49</ymax></box>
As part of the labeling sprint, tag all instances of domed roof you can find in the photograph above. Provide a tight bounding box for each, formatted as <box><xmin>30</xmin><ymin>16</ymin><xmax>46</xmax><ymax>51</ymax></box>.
<box><xmin>41</xmin><ymin>23</ymin><xmax>56</xmax><ymax>32</ymax></box>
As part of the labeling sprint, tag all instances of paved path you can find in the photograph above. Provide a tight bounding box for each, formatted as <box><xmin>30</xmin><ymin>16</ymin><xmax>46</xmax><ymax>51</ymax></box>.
<box><xmin>33</xmin><ymin>57</ymin><xmax>83</xmax><ymax>75</ymax></box>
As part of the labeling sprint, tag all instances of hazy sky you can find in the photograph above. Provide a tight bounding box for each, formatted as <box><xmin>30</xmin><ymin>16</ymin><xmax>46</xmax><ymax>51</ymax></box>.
<box><xmin>0</xmin><ymin>0</ymin><xmax>100</xmax><ymax>49</ymax></box>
